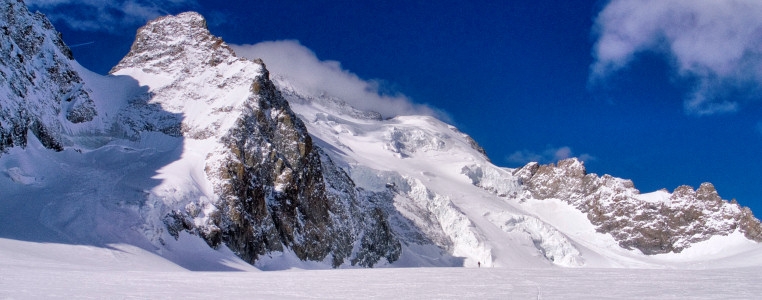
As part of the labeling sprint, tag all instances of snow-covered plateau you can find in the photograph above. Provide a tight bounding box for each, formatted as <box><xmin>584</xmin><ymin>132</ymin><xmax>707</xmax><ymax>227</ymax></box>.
<box><xmin>2</xmin><ymin>2</ymin><xmax>762</xmax><ymax>298</ymax></box>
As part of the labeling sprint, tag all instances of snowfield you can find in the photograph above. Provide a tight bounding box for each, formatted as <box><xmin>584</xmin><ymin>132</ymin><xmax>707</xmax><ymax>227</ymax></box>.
<box><xmin>1</xmin><ymin>238</ymin><xmax>761</xmax><ymax>299</ymax></box>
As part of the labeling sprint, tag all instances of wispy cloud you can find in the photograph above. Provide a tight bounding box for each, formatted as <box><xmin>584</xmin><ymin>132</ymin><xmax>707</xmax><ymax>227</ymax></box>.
<box><xmin>507</xmin><ymin>146</ymin><xmax>595</xmax><ymax>165</ymax></box>
<box><xmin>591</xmin><ymin>0</ymin><xmax>762</xmax><ymax>115</ymax></box>
<box><xmin>231</xmin><ymin>40</ymin><xmax>439</xmax><ymax>118</ymax></box>
<box><xmin>26</xmin><ymin>0</ymin><xmax>198</xmax><ymax>33</ymax></box>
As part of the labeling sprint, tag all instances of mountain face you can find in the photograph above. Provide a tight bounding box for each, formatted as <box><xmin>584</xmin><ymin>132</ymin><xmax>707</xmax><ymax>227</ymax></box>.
<box><xmin>1</xmin><ymin>3</ymin><xmax>761</xmax><ymax>270</ymax></box>
<box><xmin>109</xmin><ymin>12</ymin><xmax>401</xmax><ymax>267</ymax></box>
<box><xmin>0</xmin><ymin>0</ymin><xmax>96</xmax><ymax>153</ymax></box>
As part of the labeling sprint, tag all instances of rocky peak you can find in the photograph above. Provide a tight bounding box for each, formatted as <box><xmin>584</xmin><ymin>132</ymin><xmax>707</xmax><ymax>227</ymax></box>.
<box><xmin>512</xmin><ymin>158</ymin><xmax>762</xmax><ymax>254</ymax></box>
<box><xmin>110</xmin><ymin>11</ymin><xmax>264</xmax><ymax>140</ymax></box>
<box><xmin>672</xmin><ymin>185</ymin><xmax>695</xmax><ymax>199</ymax></box>
<box><xmin>671</xmin><ymin>183</ymin><xmax>723</xmax><ymax>208</ymax></box>
<box><xmin>111</xmin><ymin>12</ymin><xmax>235</xmax><ymax>74</ymax></box>
<box><xmin>110</xmin><ymin>11</ymin><xmax>402</xmax><ymax>267</ymax></box>
<box><xmin>556</xmin><ymin>158</ymin><xmax>586</xmax><ymax>177</ymax></box>
<box><xmin>696</xmin><ymin>182</ymin><xmax>722</xmax><ymax>203</ymax></box>
<box><xmin>514</xmin><ymin>158</ymin><xmax>594</xmax><ymax>200</ymax></box>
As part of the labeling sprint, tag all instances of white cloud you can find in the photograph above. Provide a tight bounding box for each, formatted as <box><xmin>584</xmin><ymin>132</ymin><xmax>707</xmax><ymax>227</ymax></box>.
<box><xmin>231</xmin><ymin>40</ymin><xmax>439</xmax><ymax>118</ymax></box>
<box><xmin>591</xmin><ymin>0</ymin><xmax>762</xmax><ymax>115</ymax></box>
<box><xmin>26</xmin><ymin>0</ymin><xmax>198</xmax><ymax>33</ymax></box>
<box><xmin>507</xmin><ymin>146</ymin><xmax>595</xmax><ymax>165</ymax></box>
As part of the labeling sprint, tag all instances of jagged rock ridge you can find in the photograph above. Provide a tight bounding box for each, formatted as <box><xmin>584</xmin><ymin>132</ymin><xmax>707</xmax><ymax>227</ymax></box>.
<box><xmin>513</xmin><ymin>158</ymin><xmax>762</xmax><ymax>254</ymax></box>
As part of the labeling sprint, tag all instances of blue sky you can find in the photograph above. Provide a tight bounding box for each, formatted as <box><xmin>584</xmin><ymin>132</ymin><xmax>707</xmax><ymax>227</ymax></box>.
<box><xmin>26</xmin><ymin>0</ymin><xmax>762</xmax><ymax>214</ymax></box>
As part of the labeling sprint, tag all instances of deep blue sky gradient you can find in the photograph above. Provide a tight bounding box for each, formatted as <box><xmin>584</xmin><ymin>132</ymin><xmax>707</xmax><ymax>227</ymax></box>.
<box><xmin>42</xmin><ymin>0</ymin><xmax>762</xmax><ymax>214</ymax></box>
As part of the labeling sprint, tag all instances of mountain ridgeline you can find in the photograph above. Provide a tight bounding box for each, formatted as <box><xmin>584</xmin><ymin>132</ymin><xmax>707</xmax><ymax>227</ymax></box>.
<box><xmin>0</xmin><ymin>1</ymin><xmax>96</xmax><ymax>152</ymax></box>
<box><xmin>512</xmin><ymin>159</ymin><xmax>762</xmax><ymax>254</ymax></box>
<box><xmin>1</xmin><ymin>1</ymin><xmax>760</xmax><ymax>269</ymax></box>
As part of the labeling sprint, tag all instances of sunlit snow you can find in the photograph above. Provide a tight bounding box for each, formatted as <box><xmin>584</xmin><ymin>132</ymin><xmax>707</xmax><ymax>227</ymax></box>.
<box><xmin>3</xmin><ymin>7</ymin><xmax>762</xmax><ymax>299</ymax></box>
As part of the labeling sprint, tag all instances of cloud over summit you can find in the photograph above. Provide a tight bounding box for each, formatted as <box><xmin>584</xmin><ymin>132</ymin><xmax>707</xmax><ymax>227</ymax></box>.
<box><xmin>591</xmin><ymin>0</ymin><xmax>762</xmax><ymax>115</ymax></box>
<box><xmin>232</xmin><ymin>41</ymin><xmax>438</xmax><ymax>118</ymax></box>
<box><xmin>25</xmin><ymin>0</ymin><xmax>438</xmax><ymax>119</ymax></box>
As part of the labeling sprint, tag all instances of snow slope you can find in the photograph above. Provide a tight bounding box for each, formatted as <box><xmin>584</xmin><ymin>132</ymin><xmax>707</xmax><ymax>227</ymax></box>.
<box><xmin>268</xmin><ymin>78</ymin><xmax>762</xmax><ymax>269</ymax></box>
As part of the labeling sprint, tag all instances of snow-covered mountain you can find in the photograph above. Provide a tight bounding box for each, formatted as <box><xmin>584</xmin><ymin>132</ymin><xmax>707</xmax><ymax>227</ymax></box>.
<box><xmin>2</xmin><ymin>2</ymin><xmax>761</xmax><ymax>271</ymax></box>
<box><xmin>110</xmin><ymin>12</ymin><xmax>401</xmax><ymax>268</ymax></box>
<box><xmin>0</xmin><ymin>1</ymin><xmax>96</xmax><ymax>152</ymax></box>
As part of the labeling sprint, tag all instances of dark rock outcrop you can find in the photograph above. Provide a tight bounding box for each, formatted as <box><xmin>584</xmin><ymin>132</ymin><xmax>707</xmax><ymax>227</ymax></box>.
<box><xmin>208</xmin><ymin>66</ymin><xmax>400</xmax><ymax>266</ymax></box>
<box><xmin>0</xmin><ymin>1</ymin><xmax>96</xmax><ymax>153</ymax></box>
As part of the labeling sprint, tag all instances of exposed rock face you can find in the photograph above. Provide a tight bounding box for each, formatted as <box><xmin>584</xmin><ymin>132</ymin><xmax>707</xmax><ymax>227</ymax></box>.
<box><xmin>115</xmin><ymin>12</ymin><xmax>400</xmax><ymax>267</ymax></box>
<box><xmin>212</xmin><ymin>68</ymin><xmax>330</xmax><ymax>261</ymax></box>
<box><xmin>514</xmin><ymin>158</ymin><xmax>762</xmax><ymax>254</ymax></box>
<box><xmin>210</xmin><ymin>67</ymin><xmax>400</xmax><ymax>266</ymax></box>
<box><xmin>318</xmin><ymin>152</ymin><xmax>402</xmax><ymax>267</ymax></box>
<box><xmin>0</xmin><ymin>0</ymin><xmax>96</xmax><ymax>153</ymax></box>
